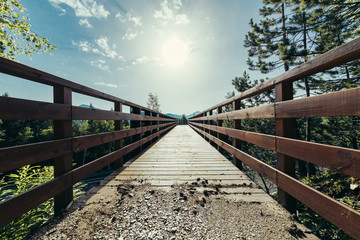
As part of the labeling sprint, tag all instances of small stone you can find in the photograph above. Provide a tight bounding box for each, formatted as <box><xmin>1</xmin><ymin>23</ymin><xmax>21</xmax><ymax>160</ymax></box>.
<box><xmin>171</xmin><ymin>227</ymin><xmax>177</xmax><ymax>234</ymax></box>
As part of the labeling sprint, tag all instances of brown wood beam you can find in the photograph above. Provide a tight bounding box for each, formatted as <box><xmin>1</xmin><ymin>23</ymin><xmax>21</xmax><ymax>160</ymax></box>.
<box><xmin>275</xmin><ymin>82</ymin><xmax>296</xmax><ymax>213</ymax></box>
<box><xmin>53</xmin><ymin>86</ymin><xmax>73</xmax><ymax>215</ymax></box>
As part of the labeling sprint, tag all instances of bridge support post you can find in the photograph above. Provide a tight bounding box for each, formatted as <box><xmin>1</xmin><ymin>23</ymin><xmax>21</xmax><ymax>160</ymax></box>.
<box><xmin>114</xmin><ymin>102</ymin><xmax>123</xmax><ymax>169</ymax></box>
<box><xmin>151</xmin><ymin>112</ymin><xmax>158</xmax><ymax>143</ymax></box>
<box><xmin>275</xmin><ymin>82</ymin><xmax>296</xmax><ymax>213</ymax></box>
<box><xmin>53</xmin><ymin>86</ymin><xmax>73</xmax><ymax>215</ymax></box>
<box><xmin>217</xmin><ymin>107</ymin><xmax>223</xmax><ymax>152</ymax></box>
<box><xmin>208</xmin><ymin>110</ymin><xmax>213</xmax><ymax>144</ymax></box>
<box><xmin>233</xmin><ymin>100</ymin><xmax>242</xmax><ymax>170</ymax></box>
<box><xmin>144</xmin><ymin>110</ymin><xmax>151</xmax><ymax>148</ymax></box>
<box><xmin>130</xmin><ymin>106</ymin><xmax>141</xmax><ymax>157</ymax></box>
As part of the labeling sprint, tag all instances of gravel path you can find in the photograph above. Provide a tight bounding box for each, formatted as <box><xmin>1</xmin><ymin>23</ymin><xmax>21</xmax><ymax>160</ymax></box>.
<box><xmin>31</xmin><ymin>181</ymin><xmax>317</xmax><ymax>240</ymax></box>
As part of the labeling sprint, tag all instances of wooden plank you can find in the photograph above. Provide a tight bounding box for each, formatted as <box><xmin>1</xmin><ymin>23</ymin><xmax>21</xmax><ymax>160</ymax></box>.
<box><xmin>190</xmin><ymin>125</ymin><xmax>277</xmax><ymax>183</ymax></box>
<box><xmin>192</xmin><ymin>104</ymin><xmax>274</xmax><ymax>121</ymax></box>
<box><xmin>72</xmin><ymin>123</ymin><xmax>173</xmax><ymax>151</ymax></box>
<box><xmin>72</xmin><ymin>106</ymin><xmax>174</xmax><ymax>121</ymax></box>
<box><xmin>114</xmin><ymin>175</ymin><xmax>249</xmax><ymax>180</ymax></box>
<box><xmin>104</xmin><ymin>179</ymin><xmax>255</xmax><ymax>187</ymax></box>
<box><xmin>0</xmin><ymin>57</ymin><xmax>172</xmax><ymax>118</ymax></box>
<box><xmin>0</xmin><ymin>123</ymin><xmax>174</xmax><ymax>173</ymax></box>
<box><xmin>277</xmin><ymin>171</ymin><xmax>360</xmax><ymax>240</ymax></box>
<box><xmin>190</xmin><ymin>37</ymin><xmax>360</xmax><ymax>119</ymax></box>
<box><xmin>0</xmin><ymin>139</ymin><xmax>71</xmax><ymax>172</ymax></box>
<box><xmin>191</xmin><ymin>122</ymin><xmax>360</xmax><ymax>178</ymax></box>
<box><xmin>276</xmin><ymin>137</ymin><xmax>360</xmax><ymax>178</ymax></box>
<box><xmin>233</xmin><ymin>99</ymin><xmax>242</xmax><ymax>169</ymax></box>
<box><xmin>191</xmin><ymin>125</ymin><xmax>360</xmax><ymax>240</ymax></box>
<box><xmin>116</xmin><ymin>170</ymin><xmax>242</xmax><ymax>175</ymax></box>
<box><xmin>114</xmin><ymin>102</ymin><xmax>123</xmax><ymax>169</ymax></box>
<box><xmin>53</xmin><ymin>86</ymin><xmax>73</xmax><ymax>215</ymax></box>
<box><xmin>0</xmin><ymin>96</ymin><xmax>70</xmax><ymax>120</ymax></box>
<box><xmin>190</xmin><ymin>122</ymin><xmax>276</xmax><ymax>151</ymax></box>
<box><xmin>275</xmin><ymin>82</ymin><xmax>296</xmax><ymax>212</ymax></box>
<box><xmin>276</xmin><ymin>87</ymin><xmax>360</xmax><ymax>118</ymax></box>
<box><xmin>72</xmin><ymin>126</ymin><xmax>172</xmax><ymax>183</ymax></box>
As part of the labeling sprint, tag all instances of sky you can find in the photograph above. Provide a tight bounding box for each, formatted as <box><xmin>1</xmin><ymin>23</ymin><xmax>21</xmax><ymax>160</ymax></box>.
<box><xmin>0</xmin><ymin>0</ymin><xmax>278</xmax><ymax>115</ymax></box>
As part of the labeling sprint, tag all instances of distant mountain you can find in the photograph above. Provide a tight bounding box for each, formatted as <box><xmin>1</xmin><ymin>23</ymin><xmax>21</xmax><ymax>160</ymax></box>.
<box><xmin>79</xmin><ymin>104</ymin><xmax>99</xmax><ymax>109</ymax></box>
<box><xmin>166</xmin><ymin>111</ymin><xmax>200</xmax><ymax>119</ymax></box>
<box><xmin>186</xmin><ymin>111</ymin><xmax>200</xmax><ymax>119</ymax></box>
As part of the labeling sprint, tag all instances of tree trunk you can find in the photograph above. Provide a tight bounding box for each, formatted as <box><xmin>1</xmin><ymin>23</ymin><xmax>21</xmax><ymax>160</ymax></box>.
<box><xmin>281</xmin><ymin>3</ymin><xmax>289</xmax><ymax>72</ymax></box>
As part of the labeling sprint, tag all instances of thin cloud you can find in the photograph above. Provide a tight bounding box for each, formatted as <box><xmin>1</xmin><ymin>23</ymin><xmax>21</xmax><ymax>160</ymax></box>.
<box><xmin>94</xmin><ymin>82</ymin><xmax>118</xmax><ymax>88</ymax></box>
<box><xmin>90</xmin><ymin>59</ymin><xmax>110</xmax><ymax>72</ymax></box>
<box><xmin>116</xmin><ymin>11</ymin><xmax>142</xmax><ymax>26</ymax></box>
<box><xmin>72</xmin><ymin>40</ymin><xmax>91</xmax><ymax>52</ymax></box>
<box><xmin>95</xmin><ymin>37</ymin><xmax>117</xmax><ymax>59</ymax></box>
<box><xmin>73</xmin><ymin>37</ymin><xmax>119</xmax><ymax>59</ymax></box>
<box><xmin>153</xmin><ymin>0</ymin><xmax>190</xmax><ymax>25</ymax></box>
<box><xmin>122</xmin><ymin>28</ymin><xmax>137</xmax><ymax>40</ymax></box>
<box><xmin>131</xmin><ymin>56</ymin><xmax>161</xmax><ymax>65</ymax></box>
<box><xmin>79</xmin><ymin>18</ymin><xmax>93</xmax><ymax>28</ymax></box>
<box><xmin>49</xmin><ymin>0</ymin><xmax>109</xmax><ymax>19</ymax></box>
<box><xmin>175</xmin><ymin>14</ymin><xmax>189</xmax><ymax>25</ymax></box>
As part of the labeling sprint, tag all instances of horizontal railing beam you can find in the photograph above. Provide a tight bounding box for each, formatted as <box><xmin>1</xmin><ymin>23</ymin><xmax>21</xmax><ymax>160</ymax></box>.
<box><xmin>191</xmin><ymin>37</ymin><xmax>360</xmax><ymax>119</ymax></box>
<box><xmin>0</xmin><ymin>123</ymin><xmax>175</xmax><ymax>173</ymax></box>
<box><xmin>190</xmin><ymin>122</ymin><xmax>360</xmax><ymax>178</ymax></box>
<box><xmin>0</xmin><ymin>57</ymin><xmax>172</xmax><ymax>118</ymax></box>
<box><xmin>0</xmin><ymin>124</ymin><xmax>175</xmax><ymax>227</ymax></box>
<box><xmin>190</xmin><ymin>87</ymin><xmax>360</xmax><ymax>121</ymax></box>
<box><xmin>189</xmin><ymin>124</ymin><xmax>360</xmax><ymax>239</ymax></box>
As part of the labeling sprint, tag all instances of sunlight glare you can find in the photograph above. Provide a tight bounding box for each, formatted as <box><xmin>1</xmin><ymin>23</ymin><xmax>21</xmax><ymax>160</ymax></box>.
<box><xmin>162</xmin><ymin>37</ymin><xmax>189</xmax><ymax>67</ymax></box>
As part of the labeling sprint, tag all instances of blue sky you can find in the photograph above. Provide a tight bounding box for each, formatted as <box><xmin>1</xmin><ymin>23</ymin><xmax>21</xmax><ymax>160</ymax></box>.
<box><xmin>1</xmin><ymin>0</ymin><xmax>278</xmax><ymax>115</ymax></box>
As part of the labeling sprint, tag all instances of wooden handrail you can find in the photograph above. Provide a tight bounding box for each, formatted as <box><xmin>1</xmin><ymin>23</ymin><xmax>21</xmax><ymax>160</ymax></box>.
<box><xmin>0</xmin><ymin>57</ymin><xmax>176</xmax><ymax>227</ymax></box>
<box><xmin>190</xmin><ymin>37</ymin><xmax>360</xmax><ymax>119</ymax></box>
<box><xmin>0</xmin><ymin>57</ymin><xmax>169</xmax><ymax>117</ymax></box>
<box><xmin>189</xmin><ymin>37</ymin><xmax>360</xmax><ymax>239</ymax></box>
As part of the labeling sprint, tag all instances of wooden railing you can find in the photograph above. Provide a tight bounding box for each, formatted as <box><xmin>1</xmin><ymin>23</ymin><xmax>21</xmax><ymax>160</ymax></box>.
<box><xmin>189</xmin><ymin>37</ymin><xmax>360</xmax><ymax>239</ymax></box>
<box><xmin>0</xmin><ymin>58</ymin><xmax>176</xmax><ymax>227</ymax></box>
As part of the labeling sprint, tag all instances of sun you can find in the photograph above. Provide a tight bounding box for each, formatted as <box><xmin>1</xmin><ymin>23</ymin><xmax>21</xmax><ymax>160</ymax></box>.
<box><xmin>162</xmin><ymin>37</ymin><xmax>189</xmax><ymax>67</ymax></box>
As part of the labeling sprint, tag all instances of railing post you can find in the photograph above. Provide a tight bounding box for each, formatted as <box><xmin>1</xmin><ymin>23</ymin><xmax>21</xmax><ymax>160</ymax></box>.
<box><xmin>130</xmin><ymin>106</ymin><xmax>141</xmax><ymax>156</ymax></box>
<box><xmin>144</xmin><ymin>110</ymin><xmax>151</xmax><ymax>148</ymax></box>
<box><xmin>275</xmin><ymin>82</ymin><xmax>296</xmax><ymax>212</ymax></box>
<box><xmin>151</xmin><ymin>112</ymin><xmax>158</xmax><ymax>143</ymax></box>
<box><xmin>114</xmin><ymin>102</ymin><xmax>123</xmax><ymax>169</ymax></box>
<box><xmin>53</xmin><ymin>86</ymin><xmax>73</xmax><ymax>215</ymax></box>
<box><xmin>208</xmin><ymin>110</ymin><xmax>213</xmax><ymax>144</ymax></box>
<box><xmin>217</xmin><ymin>106</ymin><xmax>223</xmax><ymax>151</ymax></box>
<box><xmin>233</xmin><ymin>100</ymin><xmax>242</xmax><ymax>170</ymax></box>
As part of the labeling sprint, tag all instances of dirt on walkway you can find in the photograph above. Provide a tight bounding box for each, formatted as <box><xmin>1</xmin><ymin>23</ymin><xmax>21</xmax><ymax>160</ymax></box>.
<box><xmin>30</xmin><ymin>179</ymin><xmax>317</xmax><ymax>240</ymax></box>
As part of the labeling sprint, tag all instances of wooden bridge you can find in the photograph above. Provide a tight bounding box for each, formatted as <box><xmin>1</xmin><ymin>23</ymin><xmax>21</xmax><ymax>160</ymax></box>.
<box><xmin>0</xmin><ymin>37</ymin><xmax>360</xmax><ymax>239</ymax></box>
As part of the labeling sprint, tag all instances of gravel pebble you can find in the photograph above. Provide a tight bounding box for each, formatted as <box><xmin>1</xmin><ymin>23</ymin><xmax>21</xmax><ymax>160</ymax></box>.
<box><xmin>30</xmin><ymin>183</ymin><xmax>315</xmax><ymax>240</ymax></box>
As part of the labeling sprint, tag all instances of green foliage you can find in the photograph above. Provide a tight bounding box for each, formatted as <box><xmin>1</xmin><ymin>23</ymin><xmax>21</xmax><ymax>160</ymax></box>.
<box><xmin>0</xmin><ymin>165</ymin><xmax>85</xmax><ymax>239</ymax></box>
<box><xmin>297</xmin><ymin>170</ymin><xmax>359</xmax><ymax>239</ymax></box>
<box><xmin>0</xmin><ymin>0</ymin><xmax>56</xmax><ymax>59</ymax></box>
<box><xmin>147</xmin><ymin>93</ymin><xmax>161</xmax><ymax>112</ymax></box>
<box><xmin>73</xmin><ymin>118</ymin><xmax>115</xmax><ymax>165</ymax></box>
<box><xmin>178</xmin><ymin>114</ymin><xmax>188</xmax><ymax>125</ymax></box>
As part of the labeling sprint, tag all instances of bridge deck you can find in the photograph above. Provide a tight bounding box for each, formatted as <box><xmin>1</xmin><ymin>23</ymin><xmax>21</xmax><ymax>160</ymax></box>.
<box><xmin>31</xmin><ymin>125</ymin><xmax>317</xmax><ymax>239</ymax></box>
<box><xmin>93</xmin><ymin>125</ymin><xmax>272</xmax><ymax>203</ymax></box>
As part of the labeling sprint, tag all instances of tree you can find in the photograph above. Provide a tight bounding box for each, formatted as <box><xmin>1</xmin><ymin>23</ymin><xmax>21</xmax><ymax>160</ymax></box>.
<box><xmin>146</xmin><ymin>93</ymin><xmax>160</xmax><ymax>112</ymax></box>
<box><xmin>178</xmin><ymin>114</ymin><xmax>188</xmax><ymax>125</ymax></box>
<box><xmin>0</xmin><ymin>0</ymin><xmax>56</xmax><ymax>60</ymax></box>
<box><xmin>244</xmin><ymin>0</ymin><xmax>297</xmax><ymax>73</ymax></box>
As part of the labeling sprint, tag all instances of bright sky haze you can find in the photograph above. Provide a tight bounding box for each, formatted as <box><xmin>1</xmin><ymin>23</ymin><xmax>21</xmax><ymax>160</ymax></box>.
<box><xmin>1</xmin><ymin>0</ymin><xmax>273</xmax><ymax>115</ymax></box>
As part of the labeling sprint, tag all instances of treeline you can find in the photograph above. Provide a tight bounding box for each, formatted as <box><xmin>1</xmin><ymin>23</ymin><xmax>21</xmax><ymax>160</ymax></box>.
<box><xmin>222</xmin><ymin>1</ymin><xmax>360</xmax><ymax>239</ymax></box>
<box><xmin>225</xmin><ymin>0</ymin><xmax>360</xmax><ymax>173</ymax></box>
<box><xmin>0</xmin><ymin>96</ymin><xmax>132</xmax><ymax>174</ymax></box>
